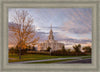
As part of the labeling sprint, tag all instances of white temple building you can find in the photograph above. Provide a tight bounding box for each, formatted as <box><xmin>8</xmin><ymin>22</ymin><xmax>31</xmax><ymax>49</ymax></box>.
<box><xmin>38</xmin><ymin>25</ymin><xmax>64</xmax><ymax>51</ymax></box>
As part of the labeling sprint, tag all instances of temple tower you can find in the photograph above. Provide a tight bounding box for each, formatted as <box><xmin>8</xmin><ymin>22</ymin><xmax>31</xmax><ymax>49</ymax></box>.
<box><xmin>48</xmin><ymin>25</ymin><xmax>54</xmax><ymax>40</ymax></box>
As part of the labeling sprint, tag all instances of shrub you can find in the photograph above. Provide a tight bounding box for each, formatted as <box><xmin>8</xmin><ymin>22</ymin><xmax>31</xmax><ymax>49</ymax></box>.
<box><xmin>27</xmin><ymin>51</ymin><xmax>50</xmax><ymax>55</ymax></box>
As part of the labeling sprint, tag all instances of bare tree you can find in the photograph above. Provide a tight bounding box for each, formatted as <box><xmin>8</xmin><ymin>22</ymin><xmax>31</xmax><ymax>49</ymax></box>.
<box><xmin>9</xmin><ymin>10</ymin><xmax>39</xmax><ymax>59</ymax></box>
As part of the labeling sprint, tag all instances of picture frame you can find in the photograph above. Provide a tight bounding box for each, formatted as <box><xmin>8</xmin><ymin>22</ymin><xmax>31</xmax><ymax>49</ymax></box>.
<box><xmin>0</xmin><ymin>0</ymin><xmax>100</xmax><ymax>72</ymax></box>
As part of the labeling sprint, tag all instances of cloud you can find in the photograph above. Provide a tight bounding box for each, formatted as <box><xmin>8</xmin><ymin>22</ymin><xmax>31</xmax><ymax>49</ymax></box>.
<box><xmin>53</xmin><ymin>32</ymin><xmax>92</xmax><ymax>46</ymax></box>
<box><xmin>61</xmin><ymin>8</ymin><xmax>92</xmax><ymax>34</ymax></box>
<box><xmin>62</xmin><ymin>20</ymin><xmax>91</xmax><ymax>34</ymax></box>
<box><xmin>35</xmin><ymin>31</ymin><xmax>48</xmax><ymax>41</ymax></box>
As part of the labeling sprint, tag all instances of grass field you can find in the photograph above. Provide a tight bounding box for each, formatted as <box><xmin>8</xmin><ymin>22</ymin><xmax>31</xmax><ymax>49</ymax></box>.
<box><xmin>81</xmin><ymin>56</ymin><xmax>91</xmax><ymax>59</ymax></box>
<box><xmin>9</xmin><ymin>53</ymin><xmax>91</xmax><ymax>63</ymax></box>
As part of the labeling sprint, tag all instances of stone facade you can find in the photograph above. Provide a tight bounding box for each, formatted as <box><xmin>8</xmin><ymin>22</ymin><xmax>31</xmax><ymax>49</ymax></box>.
<box><xmin>38</xmin><ymin>25</ymin><xmax>64</xmax><ymax>51</ymax></box>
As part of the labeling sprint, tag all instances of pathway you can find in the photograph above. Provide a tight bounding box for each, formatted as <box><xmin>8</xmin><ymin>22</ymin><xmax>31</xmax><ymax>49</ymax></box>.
<box><xmin>54</xmin><ymin>58</ymin><xmax>91</xmax><ymax>64</ymax></box>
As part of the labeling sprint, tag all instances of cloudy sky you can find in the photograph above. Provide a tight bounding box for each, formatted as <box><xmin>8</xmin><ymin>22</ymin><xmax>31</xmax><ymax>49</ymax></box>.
<box><xmin>8</xmin><ymin>8</ymin><xmax>92</xmax><ymax>49</ymax></box>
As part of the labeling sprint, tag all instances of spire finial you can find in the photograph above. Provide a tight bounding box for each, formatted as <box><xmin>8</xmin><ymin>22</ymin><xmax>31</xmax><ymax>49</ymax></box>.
<box><xmin>51</xmin><ymin>24</ymin><xmax>52</xmax><ymax>29</ymax></box>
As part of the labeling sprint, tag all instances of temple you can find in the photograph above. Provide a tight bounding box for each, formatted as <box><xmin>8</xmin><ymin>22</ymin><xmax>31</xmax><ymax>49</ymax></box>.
<box><xmin>38</xmin><ymin>25</ymin><xmax>64</xmax><ymax>51</ymax></box>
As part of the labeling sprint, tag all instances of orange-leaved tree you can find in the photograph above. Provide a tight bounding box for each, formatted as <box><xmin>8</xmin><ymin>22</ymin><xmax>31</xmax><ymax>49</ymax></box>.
<box><xmin>9</xmin><ymin>10</ymin><xmax>39</xmax><ymax>59</ymax></box>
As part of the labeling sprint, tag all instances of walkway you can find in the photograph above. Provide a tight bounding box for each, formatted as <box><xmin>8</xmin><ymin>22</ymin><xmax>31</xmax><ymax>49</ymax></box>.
<box><xmin>54</xmin><ymin>58</ymin><xmax>91</xmax><ymax>64</ymax></box>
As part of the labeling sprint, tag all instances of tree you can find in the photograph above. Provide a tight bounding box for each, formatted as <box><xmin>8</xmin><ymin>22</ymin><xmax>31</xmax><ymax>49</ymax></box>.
<box><xmin>47</xmin><ymin>47</ymin><xmax>51</xmax><ymax>51</ymax></box>
<box><xmin>61</xmin><ymin>45</ymin><xmax>66</xmax><ymax>55</ymax></box>
<box><xmin>9</xmin><ymin>10</ymin><xmax>39</xmax><ymax>59</ymax></box>
<box><xmin>9</xmin><ymin>47</ymin><xmax>14</xmax><ymax>55</ymax></box>
<box><xmin>62</xmin><ymin>45</ymin><xmax>66</xmax><ymax>53</ymax></box>
<box><xmin>32</xmin><ymin>46</ymin><xmax>36</xmax><ymax>51</ymax></box>
<box><xmin>66</xmin><ymin>49</ymin><xmax>71</xmax><ymax>53</ymax></box>
<box><xmin>73</xmin><ymin>44</ymin><xmax>81</xmax><ymax>53</ymax></box>
<box><xmin>28</xmin><ymin>45</ymin><xmax>31</xmax><ymax>51</ymax></box>
<box><xmin>83</xmin><ymin>46</ymin><xmax>91</xmax><ymax>53</ymax></box>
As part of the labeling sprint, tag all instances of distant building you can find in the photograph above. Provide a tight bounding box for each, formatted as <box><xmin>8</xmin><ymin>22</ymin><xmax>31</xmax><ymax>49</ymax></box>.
<box><xmin>38</xmin><ymin>25</ymin><xmax>64</xmax><ymax>51</ymax></box>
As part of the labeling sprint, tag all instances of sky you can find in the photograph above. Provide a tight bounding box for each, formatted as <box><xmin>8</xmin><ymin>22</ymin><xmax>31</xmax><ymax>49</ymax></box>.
<box><xmin>8</xmin><ymin>8</ymin><xmax>92</xmax><ymax>49</ymax></box>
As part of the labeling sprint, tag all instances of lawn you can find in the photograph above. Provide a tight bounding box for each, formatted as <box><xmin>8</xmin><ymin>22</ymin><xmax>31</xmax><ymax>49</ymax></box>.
<box><xmin>81</xmin><ymin>56</ymin><xmax>91</xmax><ymax>59</ymax></box>
<box><xmin>9</xmin><ymin>53</ymin><xmax>91</xmax><ymax>63</ymax></box>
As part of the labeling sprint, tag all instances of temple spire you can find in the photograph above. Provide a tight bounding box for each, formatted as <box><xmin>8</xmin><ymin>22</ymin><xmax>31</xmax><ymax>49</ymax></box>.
<box><xmin>48</xmin><ymin>24</ymin><xmax>54</xmax><ymax>40</ymax></box>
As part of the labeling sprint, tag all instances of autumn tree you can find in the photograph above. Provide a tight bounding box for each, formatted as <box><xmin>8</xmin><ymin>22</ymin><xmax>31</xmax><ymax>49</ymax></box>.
<box><xmin>9</xmin><ymin>10</ymin><xmax>39</xmax><ymax>59</ymax></box>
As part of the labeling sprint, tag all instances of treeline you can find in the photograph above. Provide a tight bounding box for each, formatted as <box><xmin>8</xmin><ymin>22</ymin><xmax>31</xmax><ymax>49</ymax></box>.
<box><xmin>45</xmin><ymin>44</ymin><xmax>91</xmax><ymax>56</ymax></box>
<box><xmin>9</xmin><ymin>46</ymin><xmax>36</xmax><ymax>55</ymax></box>
<box><xmin>9</xmin><ymin>44</ymin><xmax>91</xmax><ymax>56</ymax></box>
<box><xmin>51</xmin><ymin>44</ymin><xmax>91</xmax><ymax>56</ymax></box>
